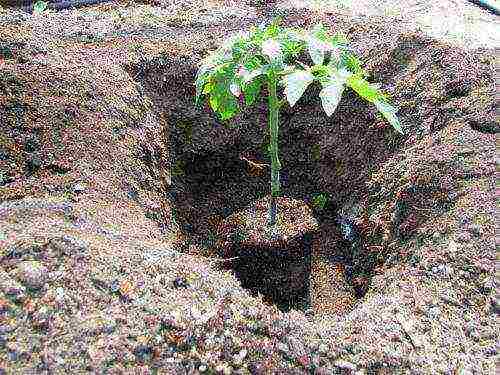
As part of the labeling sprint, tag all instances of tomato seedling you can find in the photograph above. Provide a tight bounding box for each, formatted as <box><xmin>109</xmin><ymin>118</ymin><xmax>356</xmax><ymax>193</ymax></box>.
<box><xmin>194</xmin><ymin>17</ymin><xmax>403</xmax><ymax>227</ymax></box>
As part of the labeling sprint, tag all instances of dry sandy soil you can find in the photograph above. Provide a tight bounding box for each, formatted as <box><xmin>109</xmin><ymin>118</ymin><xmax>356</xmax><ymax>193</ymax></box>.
<box><xmin>0</xmin><ymin>0</ymin><xmax>498</xmax><ymax>374</ymax></box>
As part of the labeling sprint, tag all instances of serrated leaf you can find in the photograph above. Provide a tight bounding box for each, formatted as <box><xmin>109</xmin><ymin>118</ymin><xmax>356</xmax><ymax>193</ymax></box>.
<box><xmin>373</xmin><ymin>99</ymin><xmax>404</xmax><ymax>134</ymax></box>
<box><xmin>218</xmin><ymin>95</ymin><xmax>238</xmax><ymax>120</ymax></box>
<box><xmin>282</xmin><ymin>69</ymin><xmax>315</xmax><ymax>107</ymax></box>
<box><xmin>229</xmin><ymin>81</ymin><xmax>241</xmax><ymax>97</ymax></box>
<box><xmin>202</xmin><ymin>80</ymin><xmax>214</xmax><ymax>95</ymax></box>
<box><xmin>239</xmin><ymin>67</ymin><xmax>264</xmax><ymax>84</ymax></box>
<box><xmin>319</xmin><ymin>69</ymin><xmax>349</xmax><ymax>117</ymax></box>
<box><xmin>331</xmin><ymin>32</ymin><xmax>349</xmax><ymax>46</ymax></box>
<box><xmin>209</xmin><ymin>93</ymin><xmax>219</xmax><ymax>112</ymax></box>
<box><xmin>243</xmin><ymin>78</ymin><xmax>262</xmax><ymax>106</ymax></box>
<box><xmin>261</xmin><ymin>38</ymin><xmax>283</xmax><ymax>63</ymax></box>
<box><xmin>308</xmin><ymin>38</ymin><xmax>326</xmax><ymax>66</ymax></box>
<box><xmin>33</xmin><ymin>0</ymin><xmax>47</xmax><ymax>14</ymax></box>
<box><xmin>346</xmin><ymin>74</ymin><xmax>381</xmax><ymax>103</ymax></box>
<box><xmin>195</xmin><ymin>68</ymin><xmax>214</xmax><ymax>105</ymax></box>
<box><xmin>310</xmin><ymin>22</ymin><xmax>330</xmax><ymax>41</ymax></box>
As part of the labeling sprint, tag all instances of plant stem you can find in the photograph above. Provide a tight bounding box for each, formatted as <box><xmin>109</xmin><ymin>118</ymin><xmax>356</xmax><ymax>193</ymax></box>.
<box><xmin>267</xmin><ymin>71</ymin><xmax>282</xmax><ymax>227</ymax></box>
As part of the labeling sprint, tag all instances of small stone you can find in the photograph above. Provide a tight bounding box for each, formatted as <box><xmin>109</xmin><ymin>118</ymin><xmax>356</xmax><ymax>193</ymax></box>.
<box><xmin>481</xmin><ymin>278</ymin><xmax>495</xmax><ymax>293</ymax></box>
<box><xmin>297</xmin><ymin>355</ymin><xmax>310</xmax><ymax>368</ymax></box>
<box><xmin>3</xmin><ymin>243</ymin><xmax>40</xmax><ymax>260</ymax></box>
<box><xmin>215</xmin><ymin>363</ymin><xmax>232</xmax><ymax>375</ymax></box>
<box><xmin>426</xmin><ymin>305</ymin><xmax>441</xmax><ymax>319</ymax></box>
<box><xmin>134</xmin><ymin>343</ymin><xmax>153</xmax><ymax>362</ymax></box>
<box><xmin>334</xmin><ymin>360</ymin><xmax>357</xmax><ymax>371</ymax></box>
<box><xmin>54</xmin><ymin>287</ymin><xmax>66</xmax><ymax>307</ymax></box>
<box><xmin>16</xmin><ymin>260</ymin><xmax>48</xmax><ymax>290</ymax></box>
<box><xmin>32</xmin><ymin>306</ymin><xmax>52</xmax><ymax>329</ymax></box>
<box><xmin>6</xmin><ymin>341</ymin><xmax>31</xmax><ymax>362</ymax></box>
<box><xmin>0</xmin><ymin>271</ymin><xmax>27</xmax><ymax>301</ymax></box>
<box><xmin>469</xmin><ymin>224</ymin><xmax>483</xmax><ymax>237</ymax></box>
<box><xmin>24</xmin><ymin>138</ymin><xmax>40</xmax><ymax>153</ymax></box>
<box><xmin>198</xmin><ymin>364</ymin><xmax>207</xmax><ymax>372</ymax></box>
<box><xmin>431</xmin><ymin>264</ymin><xmax>452</xmax><ymax>277</ymax></box>
<box><xmin>455</xmin><ymin>231</ymin><xmax>471</xmax><ymax>242</ymax></box>
<box><xmin>72</xmin><ymin>183</ymin><xmax>87</xmax><ymax>194</ymax></box>
<box><xmin>277</xmin><ymin>342</ymin><xmax>288</xmax><ymax>353</ymax></box>
<box><xmin>483</xmin><ymin>345</ymin><xmax>497</xmax><ymax>356</ymax></box>
<box><xmin>26</xmin><ymin>154</ymin><xmax>42</xmax><ymax>174</ymax></box>
<box><xmin>48</xmin><ymin>236</ymin><xmax>89</xmax><ymax>258</ymax></box>
<box><xmin>0</xmin><ymin>298</ymin><xmax>11</xmax><ymax>313</ymax></box>
<box><xmin>80</xmin><ymin>313</ymin><xmax>116</xmax><ymax>336</ymax></box>
<box><xmin>173</xmin><ymin>277</ymin><xmax>189</xmax><ymax>289</ymax></box>
<box><xmin>490</xmin><ymin>298</ymin><xmax>500</xmax><ymax>314</ymax></box>
<box><xmin>0</xmin><ymin>321</ymin><xmax>17</xmax><ymax>335</ymax></box>
<box><xmin>318</xmin><ymin>343</ymin><xmax>329</xmax><ymax>354</ymax></box>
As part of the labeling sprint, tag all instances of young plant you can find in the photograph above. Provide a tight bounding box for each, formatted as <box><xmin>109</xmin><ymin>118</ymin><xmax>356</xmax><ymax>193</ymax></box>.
<box><xmin>33</xmin><ymin>0</ymin><xmax>48</xmax><ymax>14</ymax></box>
<box><xmin>311</xmin><ymin>192</ymin><xmax>329</xmax><ymax>210</ymax></box>
<box><xmin>194</xmin><ymin>17</ymin><xmax>403</xmax><ymax>227</ymax></box>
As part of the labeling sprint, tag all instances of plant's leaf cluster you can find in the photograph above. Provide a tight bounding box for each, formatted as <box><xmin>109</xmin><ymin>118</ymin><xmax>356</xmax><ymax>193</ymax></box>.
<box><xmin>312</xmin><ymin>192</ymin><xmax>329</xmax><ymax>210</ymax></box>
<box><xmin>194</xmin><ymin>17</ymin><xmax>403</xmax><ymax>134</ymax></box>
<box><xmin>33</xmin><ymin>0</ymin><xmax>48</xmax><ymax>14</ymax></box>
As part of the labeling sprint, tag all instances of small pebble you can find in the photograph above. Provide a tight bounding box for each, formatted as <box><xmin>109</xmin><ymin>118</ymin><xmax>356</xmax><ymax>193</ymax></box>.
<box><xmin>72</xmin><ymin>183</ymin><xmax>87</xmax><ymax>194</ymax></box>
<box><xmin>32</xmin><ymin>306</ymin><xmax>52</xmax><ymax>329</ymax></box>
<box><xmin>16</xmin><ymin>260</ymin><xmax>48</xmax><ymax>290</ymax></box>
<box><xmin>469</xmin><ymin>224</ymin><xmax>483</xmax><ymax>237</ymax></box>
<box><xmin>334</xmin><ymin>360</ymin><xmax>357</xmax><ymax>371</ymax></box>
<box><xmin>48</xmin><ymin>236</ymin><xmax>89</xmax><ymax>258</ymax></box>
<box><xmin>455</xmin><ymin>231</ymin><xmax>471</xmax><ymax>242</ymax></box>
<box><xmin>318</xmin><ymin>343</ymin><xmax>329</xmax><ymax>354</ymax></box>
<box><xmin>173</xmin><ymin>277</ymin><xmax>189</xmax><ymax>289</ymax></box>
<box><xmin>426</xmin><ymin>305</ymin><xmax>441</xmax><ymax>319</ymax></box>
<box><xmin>480</xmin><ymin>278</ymin><xmax>495</xmax><ymax>293</ymax></box>
<box><xmin>0</xmin><ymin>275</ymin><xmax>27</xmax><ymax>302</ymax></box>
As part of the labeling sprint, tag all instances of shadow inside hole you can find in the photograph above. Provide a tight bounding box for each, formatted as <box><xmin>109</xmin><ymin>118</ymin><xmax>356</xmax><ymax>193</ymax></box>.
<box><xmin>169</xmin><ymin>142</ymin><xmax>411</xmax><ymax>314</ymax></box>
<box><xmin>217</xmin><ymin>243</ymin><xmax>313</xmax><ymax>313</ymax></box>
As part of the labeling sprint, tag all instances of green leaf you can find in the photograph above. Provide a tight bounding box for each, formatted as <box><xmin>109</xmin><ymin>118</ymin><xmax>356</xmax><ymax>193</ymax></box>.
<box><xmin>319</xmin><ymin>68</ymin><xmax>351</xmax><ymax>117</ymax></box>
<box><xmin>310</xmin><ymin>22</ymin><xmax>330</xmax><ymax>42</ymax></box>
<box><xmin>346</xmin><ymin>74</ymin><xmax>383</xmax><ymax>103</ymax></box>
<box><xmin>241</xmin><ymin>67</ymin><xmax>263</xmax><ymax>84</ymax></box>
<box><xmin>208</xmin><ymin>70</ymin><xmax>240</xmax><ymax>120</ymax></box>
<box><xmin>307</xmin><ymin>37</ymin><xmax>326</xmax><ymax>66</ymax></box>
<box><xmin>195</xmin><ymin>67</ymin><xmax>214</xmax><ymax>105</ymax></box>
<box><xmin>218</xmin><ymin>94</ymin><xmax>238</xmax><ymax>120</ymax></box>
<box><xmin>209</xmin><ymin>91</ymin><xmax>220</xmax><ymax>112</ymax></box>
<box><xmin>344</xmin><ymin>53</ymin><xmax>366</xmax><ymax>77</ymax></box>
<box><xmin>279</xmin><ymin>29</ymin><xmax>306</xmax><ymax>61</ymax></box>
<box><xmin>264</xmin><ymin>16</ymin><xmax>283</xmax><ymax>38</ymax></box>
<box><xmin>282</xmin><ymin>69</ymin><xmax>315</xmax><ymax>107</ymax></box>
<box><xmin>306</xmin><ymin>23</ymin><xmax>334</xmax><ymax>66</ymax></box>
<box><xmin>33</xmin><ymin>0</ymin><xmax>47</xmax><ymax>14</ymax></box>
<box><xmin>330</xmin><ymin>32</ymin><xmax>349</xmax><ymax>46</ymax></box>
<box><xmin>373</xmin><ymin>99</ymin><xmax>404</xmax><ymax>134</ymax></box>
<box><xmin>261</xmin><ymin>38</ymin><xmax>283</xmax><ymax>66</ymax></box>
<box><xmin>202</xmin><ymin>79</ymin><xmax>215</xmax><ymax>95</ymax></box>
<box><xmin>243</xmin><ymin>77</ymin><xmax>262</xmax><ymax>106</ymax></box>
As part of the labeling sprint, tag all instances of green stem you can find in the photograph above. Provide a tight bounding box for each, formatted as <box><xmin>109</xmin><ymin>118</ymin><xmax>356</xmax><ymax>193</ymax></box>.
<box><xmin>267</xmin><ymin>71</ymin><xmax>282</xmax><ymax>227</ymax></box>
